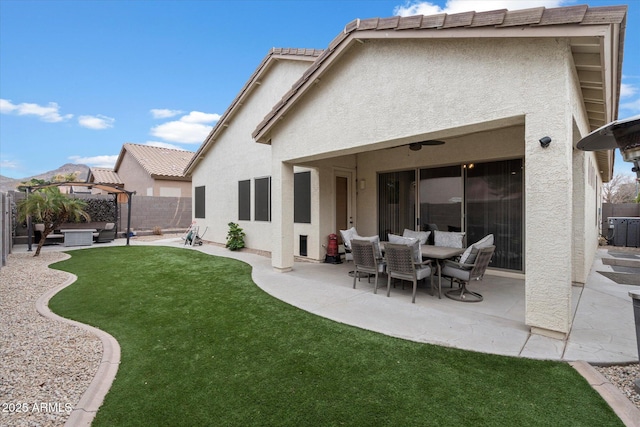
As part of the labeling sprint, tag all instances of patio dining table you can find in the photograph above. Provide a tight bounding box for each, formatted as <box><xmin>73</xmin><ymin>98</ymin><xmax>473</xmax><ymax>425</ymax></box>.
<box><xmin>380</xmin><ymin>242</ymin><xmax>464</xmax><ymax>299</ymax></box>
<box><xmin>420</xmin><ymin>245</ymin><xmax>465</xmax><ymax>299</ymax></box>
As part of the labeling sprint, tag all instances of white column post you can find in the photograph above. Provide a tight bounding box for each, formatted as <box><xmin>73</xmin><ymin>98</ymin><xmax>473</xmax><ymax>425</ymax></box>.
<box><xmin>271</xmin><ymin>160</ymin><xmax>295</xmax><ymax>272</ymax></box>
<box><xmin>524</xmin><ymin>113</ymin><xmax>573</xmax><ymax>339</ymax></box>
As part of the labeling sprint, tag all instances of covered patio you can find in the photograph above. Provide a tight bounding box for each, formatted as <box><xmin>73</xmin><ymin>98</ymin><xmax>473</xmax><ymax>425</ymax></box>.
<box><xmin>247</xmin><ymin>248</ymin><xmax>638</xmax><ymax>364</ymax></box>
<box><xmin>250</xmin><ymin>6</ymin><xmax>628</xmax><ymax>342</ymax></box>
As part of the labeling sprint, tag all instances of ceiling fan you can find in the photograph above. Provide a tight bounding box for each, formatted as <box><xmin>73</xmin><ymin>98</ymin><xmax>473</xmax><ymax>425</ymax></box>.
<box><xmin>576</xmin><ymin>115</ymin><xmax>640</xmax><ymax>178</ymax></box>
<box><xmin>408</xmin><ymin>140</ymin><xmax>445</xmax><ymax>151</ymax></box>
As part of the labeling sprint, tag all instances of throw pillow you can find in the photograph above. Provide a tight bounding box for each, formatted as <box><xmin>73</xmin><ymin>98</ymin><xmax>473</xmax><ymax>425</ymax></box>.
<box><xmin>388</xmin><ymin>234</ymin><xmax>421</xmax><ymax>263</ymax></box>
<box><xmin>473</xmin><ymin>234</ymin><xmax>494</xmax><ymax>249</ymax></box>
<box><xmin>402</xmin><ymin>229</ymin><xmax>431</xmax><ymax>245</ymax></box>
<box><xmin>339</xmin><ymin>227</ymin><xmax>359</xmax><ymax>250</ymax></box>
<box><xmin>459</xmin><ymin>245</ymin><xmax>479</xmax><ymax>264</ymax></box>
<box><xmin>434</xmin><ymin>231</ymin><xmax>465</xmax><ymax>248</ymax></box>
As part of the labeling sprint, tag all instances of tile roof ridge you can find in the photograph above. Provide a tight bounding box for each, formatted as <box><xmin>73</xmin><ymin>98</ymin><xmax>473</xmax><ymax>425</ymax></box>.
<box><xmin>341</xmin><ymin>5</ymin><xmax>626</xmax><ymax>34</ymax></box>
<box><xmin>269</xmin><ymin>47</ymin><xmax>324</xmax><ymax>57</ymax></box>
<box><xmin>124</xmin><ymin>142</ymin><xmax>194</xmax><ymax>153</ymax></box>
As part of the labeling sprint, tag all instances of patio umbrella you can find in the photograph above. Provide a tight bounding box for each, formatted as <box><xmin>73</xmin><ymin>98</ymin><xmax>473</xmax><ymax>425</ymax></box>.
<box><xmin>576</xmin><ymin>115</ymin><xmax>640</xmax><ymax>179</ymax></box>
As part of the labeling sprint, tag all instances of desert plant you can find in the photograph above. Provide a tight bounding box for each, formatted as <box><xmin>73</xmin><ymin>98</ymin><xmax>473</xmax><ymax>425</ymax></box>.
<box><xmin>225</xmin><ymin>222</ymin><xmax>245</xmax><ymax>251</ymax></box>
<box><xmin>153</xmin><ymin>226</ymin><xmax>163</xmax><ymax>235</ymax></box>
<box><xmin>17</xmin><ymin>187</ymin><xmax>90</xmax><ymax>256</ymax></box>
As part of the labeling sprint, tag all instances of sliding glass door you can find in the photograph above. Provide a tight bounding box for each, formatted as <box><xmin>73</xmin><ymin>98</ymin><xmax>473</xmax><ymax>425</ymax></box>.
<box><xmin>419</xmin><ymin>166</ymin><xmax>463</xmax><ymax>234</ymax></box>
<box><xmin>465</xmin><ymin>159</ymin><xmax>523</xmax><ymax>271</ymax></box>
<box><xmin>377</xmin><ymin>158</ymin><xmax>524</xmax><ymax>272</ymax></box>
<box><xmin>377</xmin><ymin>170</ymin><xmax>415</xmax><ymax>240</ymax></box>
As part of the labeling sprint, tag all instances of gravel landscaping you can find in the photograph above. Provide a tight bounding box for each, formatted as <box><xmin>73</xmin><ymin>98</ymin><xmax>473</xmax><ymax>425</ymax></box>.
<box><xmin>0</xmin><ymin>249</ymin><xmax>638</xmax><ymax>427</ymax></box>
<box><xmin>0</xmin><ymin>252</ymin><xmax>102</xmax><ymax>427</ymax></box>
<box><xmin>595</xmin><ymin>363</ymin><xmax>640</xmax><ymax>409</ymax></box>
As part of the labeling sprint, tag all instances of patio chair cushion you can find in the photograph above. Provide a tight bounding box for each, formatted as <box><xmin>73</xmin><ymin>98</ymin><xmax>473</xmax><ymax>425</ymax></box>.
<box><xmin>460</xmin><ymin>234</ymin><xmax>494</xmax><ymax>264</ymax></box>
<box><xmin>339</xmin><ymin>227</ymin><xmax>359</xmax><ymax>250</ymax></box>
<box><xmin>402</xmin><ymin>229</ymin><xmax>431</xmax><ymax>245</ymax></box>
<box><xmin>434</xmin><ymin>230</ymin><xmax>465</xmax><ymax>248</ymax></box>
<box><xmin>388</xmin><ymin>234</ymin><xmax>422</xmax><ymax>263</ymax></box>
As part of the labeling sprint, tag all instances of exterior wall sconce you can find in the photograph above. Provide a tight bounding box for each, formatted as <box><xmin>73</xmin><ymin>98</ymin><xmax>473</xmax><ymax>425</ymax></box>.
<box><xmin>360</xmin><ymin>179</ymin><xmax>366</xmax><ymax>190</ymax></box>
<box><xmin>539</xmin><ymin>136</ymin><xmax>552</xmax><ymax>148</ymax></box>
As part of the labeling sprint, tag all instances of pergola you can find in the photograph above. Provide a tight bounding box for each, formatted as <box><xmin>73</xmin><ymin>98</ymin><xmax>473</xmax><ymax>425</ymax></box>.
<box><xmin>24</xmin><ymin>182</ymin><xmax>135</xmax><ymax>250</ymax></box>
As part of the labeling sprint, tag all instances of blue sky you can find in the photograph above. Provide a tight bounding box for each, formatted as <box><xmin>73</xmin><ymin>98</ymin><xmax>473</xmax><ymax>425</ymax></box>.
<box><xmin>1</xmin><ymin>0</ymin><xmax>638</xmax><ymax>180</ymax></box>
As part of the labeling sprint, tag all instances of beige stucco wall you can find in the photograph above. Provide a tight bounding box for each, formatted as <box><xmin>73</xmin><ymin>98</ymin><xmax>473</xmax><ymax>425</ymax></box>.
<box><xmin>117</xmin><ymin>152</ymin><xmax>155</xmax><ymax>196</ymax></box>
<box><xmin>268</xmin><ymin>37</ymin><xmax>589</xmax><ymax>336</ymax></box>
<box><xmin>191</xmin><ymin>58</ymin><xmax>315</xmax><ymax>254</ymax></box>
<box><xmin>116</xmin><ymin>151</ymin><xmax>191</xmax><ymax>197</ymax></box>
<box><xmin>155</xmin><ymin>180</ymin><xmax>191</xmax><ymax>198</ymax></box>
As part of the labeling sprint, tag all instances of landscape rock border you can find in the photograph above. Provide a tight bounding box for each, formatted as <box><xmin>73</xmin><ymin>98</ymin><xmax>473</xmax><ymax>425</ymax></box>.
<box><xmin>35</xmin><ymin>273</ymin><xmax>120</xmax><ymax>427</ymax></box>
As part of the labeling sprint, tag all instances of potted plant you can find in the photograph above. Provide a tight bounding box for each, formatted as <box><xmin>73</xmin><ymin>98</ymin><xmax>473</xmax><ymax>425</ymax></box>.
<box><xmin>226</xmin><ymin>222</ymin><xmax>245</xmax><ymax>251</ymax></box>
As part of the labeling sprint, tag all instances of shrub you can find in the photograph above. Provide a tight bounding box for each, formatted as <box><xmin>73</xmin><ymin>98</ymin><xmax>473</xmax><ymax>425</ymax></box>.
<box><xmin>226</xmin><ymin>222</ymin><xmax>245</xmax><ymax>251</ymax></box>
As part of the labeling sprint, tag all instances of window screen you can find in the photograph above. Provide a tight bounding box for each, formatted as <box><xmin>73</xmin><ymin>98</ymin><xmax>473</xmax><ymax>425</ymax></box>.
<box><xmin>194</xmin><ymin>186</ymin><xmax>205</xmax><ymax>218</ymax></box>
<box><xmin>238</xmin><ymin>180</ymin><xmax>251</xmax><ymax>221</ymax></box>
<box><xmin>254</xmin><ymin>177</ymin><xmax>271</xmax><ymax>222</ymax></box>
<box><xmin>294</xmin><ymin>171</ymin><xmax>311</xmax><ymax>223</ymax></box>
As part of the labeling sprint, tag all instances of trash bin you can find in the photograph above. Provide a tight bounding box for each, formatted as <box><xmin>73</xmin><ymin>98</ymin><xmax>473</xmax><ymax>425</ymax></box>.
<box><xmin>630</xmin><ymin>290</ymin><xmax>640</xmax><ymax>393</ymax></box>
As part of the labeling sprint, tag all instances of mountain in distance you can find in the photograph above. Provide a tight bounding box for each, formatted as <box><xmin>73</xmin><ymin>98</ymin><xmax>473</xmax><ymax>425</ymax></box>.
<box><xmin>0</xmin><ymin>163</ymin><xmax>90</xmax><ymax>193</ymax></box>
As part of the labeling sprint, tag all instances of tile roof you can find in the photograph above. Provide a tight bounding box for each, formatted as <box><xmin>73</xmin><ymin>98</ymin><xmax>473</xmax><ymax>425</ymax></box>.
<box><xmin>184</xmin><ymin>48</ymin><xmax>323</xmax><ymax>175</ymax></box>
<box><xmin>252</xmin><ymin>5</ymin><xmax>627</xmax><ymax>141</ymax></box>
<box><xmin>118</xmin><ymin>143</ymin><xmax>195</xmax><ymax>179</ymax></box>
<box><xmin>88</xmin><ymin>167</ymin><xmax>123</xmax><ymax>185</ymax></box>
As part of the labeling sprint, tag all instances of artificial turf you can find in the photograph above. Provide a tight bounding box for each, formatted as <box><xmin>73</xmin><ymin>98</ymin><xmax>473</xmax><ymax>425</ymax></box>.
<box><xmin>49</xmin><ymin>246</ymin><xmax>623</xmax><ymax>426</ymax></box>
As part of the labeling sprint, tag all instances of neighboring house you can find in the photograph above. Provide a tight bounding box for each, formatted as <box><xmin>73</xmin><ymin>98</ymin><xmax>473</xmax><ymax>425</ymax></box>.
<box><xmin>87</xmin><ymin>167</ymin><xmax>125</xmax><ymax>195</ymax></box>
<box><xmin>186</xmin><ymin>5</ymin><xmax>627</xmax><ymax>340</ymax></box>
<box><xmin>101</xmin><ymin>143</ymin><xmax>195</xmax><ymax>197</ymax></box>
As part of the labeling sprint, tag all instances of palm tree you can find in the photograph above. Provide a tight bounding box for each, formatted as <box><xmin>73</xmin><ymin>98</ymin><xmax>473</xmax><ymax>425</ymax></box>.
<box><xmin>18</xmin><ymin>187</ymin><xmax>91</xmax><ymax>256</ymax></box>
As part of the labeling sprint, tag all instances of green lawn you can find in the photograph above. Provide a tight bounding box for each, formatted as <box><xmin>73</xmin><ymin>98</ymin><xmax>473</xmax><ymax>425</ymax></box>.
<box><xmin>49</xmin><ymin>246</ymin><xmax>622</xmax><ymax>426</ymax></box>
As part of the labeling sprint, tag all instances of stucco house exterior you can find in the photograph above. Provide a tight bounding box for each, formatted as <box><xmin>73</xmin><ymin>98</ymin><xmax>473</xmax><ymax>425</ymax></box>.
<box><xmin>91</xmin><ymin>143</ymin><xmax>195</xmax><ymax>197</ymax></box>
<box><xmin>186</xmin><ymin>5</ymin><xmax>627</xmax><ymax>339</ymax></box>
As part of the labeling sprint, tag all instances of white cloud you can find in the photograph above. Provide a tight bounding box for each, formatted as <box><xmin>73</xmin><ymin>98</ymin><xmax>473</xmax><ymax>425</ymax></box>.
<box><xmin>68</xmin><ymin>155</ymin><xmax>118</xmax><ymax>168</ymax></box>
<box><xmin>150</xmin><ymin>108</ymin><xmax>183</xmax><ymax>119</ymax></box>
<box><xmin>620</xmin><ymin>83</ymin><xmax>637</xmax><ymax>99</ymax></box>
<box><xmin>0</xmin><ymin>98</ymin><xmax>73</xmax><ymax>122</ymax></box>
<box><xmin>0</xmin><ymin>159</ymin><xmax>19</xmax><ymax>170</ymax></box>
<box><xmin>393</xmin><ymin>0</ymin><xmax>565</xmax><ymax>16</ymax></box>
<box><xmin>179</xmin><ymin>111</ymin><xmax>221</xmax><ymax>124</ymax></box>
<box><xmin>150</xmin><ymin>110</ymin><xmax>220</xmax><ymax>144</ymax></box>
<box><xmin>78</xmin><ymin>115</ymin><xmax>115</xmax><ymax>130</ymax></box>
<box><xmin>0</xmin><ymin>99</ymin><xmax>16</xmax><ymax>114</ymax></box>
<box><xmin>620</xmin><ymin>98</ymin><xmax>640</xmax><ymax>114</ymax></box>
